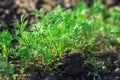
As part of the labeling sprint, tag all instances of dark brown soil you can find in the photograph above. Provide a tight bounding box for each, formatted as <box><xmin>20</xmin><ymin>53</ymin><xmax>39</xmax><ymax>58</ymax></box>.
<box><xmin>10</xmin><ymin>52</ymin><xmax>120</xmax><ymax>80</ymax></box>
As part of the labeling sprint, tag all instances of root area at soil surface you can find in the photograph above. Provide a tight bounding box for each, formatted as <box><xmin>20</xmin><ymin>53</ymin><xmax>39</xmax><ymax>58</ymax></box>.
<box><xmin>13</xmin><ymin>52</ymin><xmax>120</xmax><ymax>80</ymax></box>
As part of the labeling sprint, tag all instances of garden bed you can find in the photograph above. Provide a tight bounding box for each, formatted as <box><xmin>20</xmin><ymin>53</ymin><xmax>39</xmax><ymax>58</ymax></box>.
<box><xmin>0</xmin><ymin>1</ymin><xmax>120</xmax><ymax>80</ymax></box>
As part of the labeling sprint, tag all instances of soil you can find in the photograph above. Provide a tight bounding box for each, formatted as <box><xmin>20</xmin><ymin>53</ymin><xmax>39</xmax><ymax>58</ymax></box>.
<box><xmin>7</xmin><ymin>52</ymin><xmax>120</xmax><ymax>80</ymax></box>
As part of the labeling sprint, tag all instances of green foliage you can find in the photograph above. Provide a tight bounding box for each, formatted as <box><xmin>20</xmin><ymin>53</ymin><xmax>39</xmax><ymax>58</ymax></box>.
<box><xmin>0</xmin><ymin>1</ymin><xmax>120</xmax><ymax>79</ymax></box>
<box><xmin>0</xmin><ymin>30</ymin><xmax>12</xmax><ymax>59</ymax></box>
